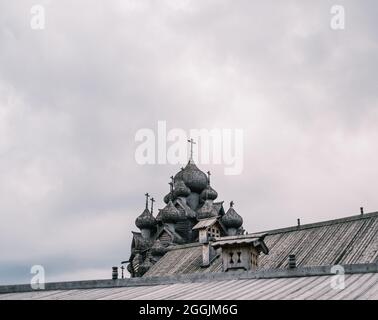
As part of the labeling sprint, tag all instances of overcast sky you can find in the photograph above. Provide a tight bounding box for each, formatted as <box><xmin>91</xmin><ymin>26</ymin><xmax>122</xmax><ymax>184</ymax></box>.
<box><xmin>0</xmin><ymin>0</ymin><xmax>377</xmax><ymax>284</ymax></box>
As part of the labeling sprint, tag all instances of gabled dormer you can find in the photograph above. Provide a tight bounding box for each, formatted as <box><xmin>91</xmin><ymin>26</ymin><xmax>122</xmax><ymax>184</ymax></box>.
<box><xmin>192</xmin><ymin>217</ymin><xmax>227</xmax><ymax>243</ymax></box>
<box><xmin>212</xmin><ymin>234</ymin><xmax>269</xmax><ymax>272</ymax></box>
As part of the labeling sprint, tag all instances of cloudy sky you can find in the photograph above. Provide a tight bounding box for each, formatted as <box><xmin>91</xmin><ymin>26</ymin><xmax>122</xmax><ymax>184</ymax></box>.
<box><xmin>1</xmin><ymin>0</ymin><xmax>377</xmax><ymax>284</ymax></box>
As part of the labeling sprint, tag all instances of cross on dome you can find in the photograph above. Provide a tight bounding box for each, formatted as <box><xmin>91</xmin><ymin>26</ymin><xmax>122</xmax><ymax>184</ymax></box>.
<box><xmin>187</xmin><ymin>138</ymin><xmax>196</xmax><ymax>161</ymax></box>
<box><xmin>145</xmin><ymin>193</ymin><xmax>150</xmax><ymax>209</ymax></box>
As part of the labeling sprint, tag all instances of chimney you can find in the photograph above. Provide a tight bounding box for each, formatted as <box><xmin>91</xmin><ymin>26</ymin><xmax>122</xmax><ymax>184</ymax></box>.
<box><xmin>360</xmin><ymin>207</ymin><xmax>364</xmax><ymax>215</ymax></box>
<box><xmin>297</xmin><ymin>219</ymin><xmax>301</xmax><ymax>227</ymax></box>
<box><xmin>112</xmin><ymin>266</ymin><xmax>118</xmax><ymax>280</ymax></box>
<box><xmin>199</xmin><ymin>228</ymin><xmax>215</xmax><ymax>267</ymax></box>
<box><xmin>288</xmin><ymin>255</ymin><xmax>297</xmax><ymax>269</ymax></box>
<box><xmin>192</xmin><ymin>219</ymin><xmax>221</xmax><ymax>267</ymax></box>
<box><xmin>201</xmin><ymin>243</ymin><xmax>216</xmax><ymax>267</ymax></box>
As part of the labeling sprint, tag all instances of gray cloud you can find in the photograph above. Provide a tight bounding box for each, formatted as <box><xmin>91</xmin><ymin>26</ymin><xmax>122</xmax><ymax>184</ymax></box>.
<box><xmin>0</xmin><ymin>0</ymin><xmax>377</xmax><ymax>284</ymax></box>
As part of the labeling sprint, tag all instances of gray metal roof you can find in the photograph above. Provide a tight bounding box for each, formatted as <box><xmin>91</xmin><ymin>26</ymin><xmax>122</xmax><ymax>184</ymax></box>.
<box><xmin>1</xmin><ymin>212</ymin><xmax>377</xmax><ymax>300</ymax></box>
<box><xmin>145</xmin><ymin>212</ymin><xmax>378</xmax><ymax>277</ymax></box>
<box><xmin>0</xmin><ymin>267</ymin><xmax>377</xmax><ymax>300</ymax></box>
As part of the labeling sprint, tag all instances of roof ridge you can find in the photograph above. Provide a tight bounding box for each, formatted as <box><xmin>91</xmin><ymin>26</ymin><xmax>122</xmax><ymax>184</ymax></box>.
<box><xmin>254</xmin><ymin>211</ymin><xmax>378</xmax><ymax>235</ymax></box>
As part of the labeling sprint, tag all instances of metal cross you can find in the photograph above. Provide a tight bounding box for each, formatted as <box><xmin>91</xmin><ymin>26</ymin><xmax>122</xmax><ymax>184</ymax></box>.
<box><xmin>150</xmin><ymin>197</ymin><xmax>155</xmax><ymax>214</ymax></box>
<box><xmin>145</xmin><ymin>193</ymin><xmax>150</xmax><ymax>209</ymax></box>
<box><xmin>187</xmin><ymin>138</ymin><xmax>196</xmax><ymax>160</ymax></box>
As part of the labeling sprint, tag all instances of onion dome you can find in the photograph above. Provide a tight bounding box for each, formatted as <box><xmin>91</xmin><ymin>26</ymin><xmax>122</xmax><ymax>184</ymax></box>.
<box><xmin>163</xmin><ymin>179</ymin><xmax>176</xmax><ymax>204</ymax></box>
<box><xmin>200</xmin><ymin>171</ymin><xmax>218</xmax><ymax>200</ymax></box>
<box><xmin>161</xmin><ymin>200</ymin><xmax>185</xmax><ymax>223</ymax></box>
<box><xmin>221</xmin><ymin>201</ymin><xmax>243</xmax><ymax>229</ymax></box>
<box><xmin>135</xmin><ymin>208</ymin><xmax>157</xmax><ymax>230</ymax></box>
<box><xmin>173</xmin><ymin>180</ymin><xmax>191</xmax><ymax>198</ymax></box>
<box><xmin>163</xmin><ymin>192</ymin><xmax>173</xmax><ymax>204</ymax></box>
<box><xmin>174</xmin><ymin>160</ymin><xmax>208</xmax><ymax>193</ymax></box>
<box><xmin>135</xmin><ymin>193</ymin><xmax>157</xmax><ymax>230</ymax></box>
<box><xmin>150</xmin><ymin>240</ymin><xmax>167</xmax><ymax>256</ymax></box>
<box><xmin>174</xmin><ymin>167</ymin><xmax>185</xmax><ymax>182</ymax></box>
<box><xmin>200</xmin><ymin>185</ymin><xmax>218</xmax><ymax>201</ymax></box>
<box><xmin>197</xmin><ymin>200</ymin><xmax>218</xmax><ymax>220</ymax></box>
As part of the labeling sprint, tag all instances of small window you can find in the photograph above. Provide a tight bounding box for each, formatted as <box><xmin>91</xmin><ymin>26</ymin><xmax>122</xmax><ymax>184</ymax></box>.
<box><xmin>229</xmin><ymin>252</ymin><xmax>234</xmax><ymax>264</ymax></box>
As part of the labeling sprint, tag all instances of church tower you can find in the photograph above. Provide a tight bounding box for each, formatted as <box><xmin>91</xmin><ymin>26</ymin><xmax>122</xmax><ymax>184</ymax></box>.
<box><xmin>127</xmin><ymin>140</ymin><xmax>246</xmax><ymax>277</ymax></box>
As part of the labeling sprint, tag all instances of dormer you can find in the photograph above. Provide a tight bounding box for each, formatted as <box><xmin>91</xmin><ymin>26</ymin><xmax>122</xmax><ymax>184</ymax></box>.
<box><xmin>192</xmin><ymin>217</ymin><xmax>226</xmax><ymax>243</ymax></box>
<box><xmin>212</xmin><ymin>234</ymin><xmax>269</xmax><ymax>272</ymax></box>
<box><xmin>192</xmin><ymin>217</ymin><xmax>226</xmax><ymax>267</ymax></box>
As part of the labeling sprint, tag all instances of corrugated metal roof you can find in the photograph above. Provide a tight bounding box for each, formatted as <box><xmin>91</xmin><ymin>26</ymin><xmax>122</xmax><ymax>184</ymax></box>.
<box><xmin>145</xmin><ymin>212</ymin><xmax>378</xmax><ymax>277</ymax></box>
<box><xmin>0</xmin><ymin>273</ymin><xmax>376</xmax><ymax>300</ymax></box>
